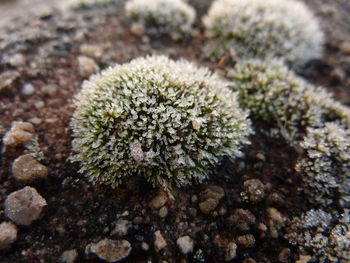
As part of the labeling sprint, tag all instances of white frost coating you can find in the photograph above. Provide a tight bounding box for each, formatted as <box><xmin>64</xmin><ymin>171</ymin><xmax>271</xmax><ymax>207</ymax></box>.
<box><xmin>203</xmin><ymin>0</ymin><xmax>324</xmax><ymax>65</ymax></box>
<box><xmin>125</xmin><ymin>0</ymin><xmax>196</xmax><ymax>34</ymax></box>
<box><xmin>71</xmin><ymin>55</ymin><xmax>251</xmax><ymax>188</ymax></box>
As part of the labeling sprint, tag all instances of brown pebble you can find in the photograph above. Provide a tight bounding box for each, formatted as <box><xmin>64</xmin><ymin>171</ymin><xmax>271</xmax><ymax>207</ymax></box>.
<box><xmin>130</xmin><ymin>23</ymin><xmax>145</xmax><ymax>37</ymax></box>
<box><xmin>329</xmin><ymin>68</ymin><xmax>345</xmax><ymax>82</ymax></box>
<box><xmin>339</xmin><ymin>41</ymin><xmax>350</xmax><ymax>55</ymax></box>
<box><xmin>0</xmin><ymin>222</ymin><xmax>18</xmax><ymax>250</ymax></box>
<box><xmin>79</xmin><ymin>44</ymin><xmax>103</xmax><ymax>59</ymax></box>
<box><xmin>5</xmin><ymin>186</ymin><xmax>47</xmax><ymax>226</ymax></box>
<box><xmin>0</xmin><ymin>71</ymin><xmax>20</xmax><ymax>92</ymax></box>
<box><xmin>88</xmin><ymin>238</ymin><xmax>131</xmax><ymax>263</ymax></box>
<box><xmin>199</xmin><ymin>199</ymin><xmax>218</xmax><ymax>214</ymax></box>
<box><xmin>227</xmin><ymin>208</ymin><xmax>256</xmax><ymax>232</ymax></box>
<box><xmin>149</xmin><ymin>189</ymin><xmax>168</xmax><ymax>210</ymax></box>
<box><xmin>78</xmin><ymin>56</ymin><xmax>99</xmax><ymax>77</ymax></box>
<box><xmin>3</xmin><ymin>122</ymin><xmax>35</xmax><ymax>147</ymax></box>
<box><xmin>12</xmin><ymin>155</ymin><xmax>48</xmax><ymax>183</ymax></box>
<box><xmin>236</xmin><ymin>234</ymin><xmax>255</xmax><ymax>248</ymax></box>
<box><xmin>154</xmin><ymin>230</ymin><xmax>167</xmax><ymax>251</ymax></box>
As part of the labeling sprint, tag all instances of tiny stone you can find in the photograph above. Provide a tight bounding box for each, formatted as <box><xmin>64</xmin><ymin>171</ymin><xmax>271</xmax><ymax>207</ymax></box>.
<box><xmin>3</xmin><ymin>121</ymin><xmax>35</xmax><ymax>147</ymax></box>
<box><xmin>88</xmin><ymin>238</ymin><xmax>131</xmax><ymax>263</ymax></box>
<box><xmin>199</xmin><ymin>199</ymin><xmax>218</xmax><ymax>214</ymax></box>
<box><xmin>227</xmin><ymin>208</ymin><xmax>256</xmax><ymax>232</ymax></box>
<box><xmin>0</xmin><ymin>222</ymin><xmax>18</xmax><ymax>250</ymax></box>
<box><xmin>78</xmin><ymin>56</ymin><xmax>99</xmax><ymax>77</ymax></box>
<box><xmin>329</xmin><ymin>68</ymin><xmax>345</xmax><ymax>82</ymax></box>
<box><xmin>35</xmin><ymin>101</ymin><xmax>45</xmax><ymax>109</ymax></box>
<box><xmin>141</xmin><ymin>242</ymin><xmax>149</xmax><ymax>251</ymax></box>
<box><xmin>111</xmin><ymin>219</ymin><xmax>130</xmax><ymax>236</ymax></box>
<box><xmin>79</xmin><ymin>44</ymin><xmax>103</xmax><ymax>59</ymax></box>
<box><xmin>149</xmin><ymin>190</ymin><xmax>168</xmax><ymax>210</ymax></box>
<box><xmin>41</xmin><ymin>85</ymin><xmax>58</xmax><ymax>95</ymax></box>
<box><xmin>339</xmin><ymin>41</ymin><xmax>350</xmax><ymax>55</ymax></box>
<box><xmin>154</xmin><ymin>230</ymin><xmax>167</xmax><ymax>251</ymax></box>
<box><xmin>9</xmin><ymin>54</ymin><xmax>26</xmax><ymax>67</ymax></box>
<box><xmin>158</xmin><ymin>206</ymin><xmax>168</xmax><ymax>218</ymax></box>
<box><xmin>28</xmin><ymin>117</ymin><xmax>42</xmax><ymax>125</ymax></box>
<box><xmin>266</xmin><ymin>207</ymin><xmax>285</xmax><ymax>238</ymax></box>
<box><xmin>60</xmin><ymin>249</ymin><xmax>78</xmax><ymax>263</ymax></box>
<box><xmin>176</xmin><ymin>236</ymin><xmax>193</xmax><ymax>254</ymax></box>
<box><xmin>243</xmin><ymin>179</ymin><xmax>265</xmax><ymax>203</ymax></box>
<box><xmin>12</xmin><ymin>155</ymin><xmax>49</xmax><ymax>183</ymax></box>
<box><xmin>200</xmin><ymin>185</ymin><xmax>225</xmax><ymax>201</ymax></box>
<box><xmin>225</xmin><ymin>242</ymin><xmax>237</xmax><ymax>261</ymax></box>
<box><xmin>21</xmin><ymin>83</ymin><xmax>35</xmax><ymax>95</ymax></box>
<box><xmin>0</xmin><ymin>71</ymin><xmax>20</xmax><ymax>92</ymax></box>
<box><xmin>130</xmin><ymin>23</ymin><xmax>145</xmax><ymax>37</ymax></box>
<box><xmin>5</xmin><ymin>186</ymin><xmax>47</xmax><ymax>226</ymax></box>
<box><xmin>236</xmin><ymin>234</ymin><xmax>255</xmax><ymax>248</ymax></box>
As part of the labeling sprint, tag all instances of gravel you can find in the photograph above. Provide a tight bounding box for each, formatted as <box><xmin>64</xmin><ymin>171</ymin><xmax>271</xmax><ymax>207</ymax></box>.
<box><xmin>176</xmin><ymin>235</ymin><xmax>194</xmax><ymax>254</ymax></box>
<box><xmin>87</xmin><ymin>238</ymin><xmax>131</xmax><ymax>263</ymax></box>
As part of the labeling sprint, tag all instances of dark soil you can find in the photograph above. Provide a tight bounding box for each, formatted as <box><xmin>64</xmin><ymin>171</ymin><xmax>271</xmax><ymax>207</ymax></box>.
<box><xmin>0</xmin><ymin>0</ymin><xmax>350</xmax><ymax>262</ymax></box>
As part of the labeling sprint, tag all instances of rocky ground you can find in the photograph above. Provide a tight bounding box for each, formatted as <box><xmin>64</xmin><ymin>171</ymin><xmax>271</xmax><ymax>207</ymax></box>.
<box><xmin>0</xmin><ymin>0</ymin><xmax>350</xmax><ymax>262</ymax></box>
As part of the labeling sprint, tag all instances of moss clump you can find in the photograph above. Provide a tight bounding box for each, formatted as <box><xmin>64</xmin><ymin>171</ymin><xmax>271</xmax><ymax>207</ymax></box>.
<box><xmin>228</xmin><ymin>59</ymin><xmax>350</xmax><ymax>143</ymax></box>
<box><xmin>203</xmin><ymin>0</ymin><xmax>324</xmax><ymax>65</ymax></box>
<box><xmin>296</xmin><ymin>123</ymin><xmax>350</xmax><ymax>206</ymax></box>
<box><xmin>125</xmin><ymin>0</ymin><xmax>196</xmax><ymax>35</ymax></box>
<box><xmin>71</xmin><ymin>55</ymin><xmax>251</xmax><ymax>189</ymax></box>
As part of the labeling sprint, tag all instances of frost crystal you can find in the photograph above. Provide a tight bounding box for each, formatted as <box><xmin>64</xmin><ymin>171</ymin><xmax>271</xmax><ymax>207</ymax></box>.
<box><xmin>296</xmin><ymin>123</ymin><xmax>350</xmax><ymax>206</ymax></box>
<box><xmin>203</xmin><ymin>0</ymin><xmax>324</xmax><ymax>65</ymax></box>
<box><xmin>71</xmin><ymin>55</ymin><xmax>251</xmax><ymax>188</ymax></box>
<box><xmin>125</xmin><ymin>0</ymin><xmax>196</xmax><ymax>35</ymax></box>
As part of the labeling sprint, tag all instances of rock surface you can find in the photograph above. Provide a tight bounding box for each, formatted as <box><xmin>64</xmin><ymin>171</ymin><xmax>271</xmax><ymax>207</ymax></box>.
<box><xmin>5</xmin><ymin>186</ymin><xmax>47</xmax><ymax>226</ymax></box>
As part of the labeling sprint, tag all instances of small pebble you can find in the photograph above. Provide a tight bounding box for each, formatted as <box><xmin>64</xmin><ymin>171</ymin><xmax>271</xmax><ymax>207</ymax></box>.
<box><xmin>60</xmin><ymin>249</ymin><xmax>78</xmax><ymax>263</ymax></box>
<box><xmin>236</xmin><ymin>234</ymin><xmax>255</xmax><ymax>248</ymax></box>
<box><xmin>141</xmin><ymin>242</ymin><xmax>149</xmax><ymax>251</ymax></box>
<box><xmin>243</xmin><ymin>179</ymin><xmax>265</xmax><ymax>203</ymax></box>
<box><xmin>9</xmin><ymin>54</ymin><xmax>26</xmax><ymax>67</ymax></box>
<box><xmin>199</xmin><ymin>199</ymin><xmax>218</xmax><ymax>214</ymax></box>
<box><xmin>111</xmin><ymin>219</ymin><xmax>130</xmax><ymax>236</ymax></box>
<box><xmin>329</xmin><ymin>68</ymin><xmax>345</xmax><ymax>82</ymax></box>
<box><xmin>87</xmin><ymin>238</ymin><xmax>131</xmax><ymax>263</ymax></box>
<box><xmin>0</xmin><ymin>222</ymin><xmax>18</xmax><ymax>250</ymax></box>
<box><xmin>176</xmin><ymin>236</ymin><xmax>193</xmax><ymax>254</ymax></box>
<box><xmin>158</xmin><ymin>206</ymin><xmax>168</xmax><ymax>218</ymax></box>
<box><xmin>200</xmin><ymin>185</ymin><xmax>225</xmax><ymax>201</ymax></box>
<box><xmin>154</xmin><ymin>230</ymin><xmax>167</xmax><ymax>251</ymax></box>
<box><xmin>41</xmin><ymin>85</ymin><xmax>58</xmax><ymax>95</ymax></box>
<box><xmin>21</xmin><ymin>83</ymin><xmax>35</xmax><ymax>95</ymax></box>
<box><xmin>225</xmin><ymin>242</ymin><xmax>237</xmax><ymax>261</ymax></box>
<box><xmin>5</xmin><ymin>186</ymin><xmax>47</xmax><ymax>226</ymax></box>
<box><xmin>78</xmin><ymin>56</ymin><xmax>99</xmax><ymax>77</ymax></box>
<box><xmin>227</xmin><ymin>208</ymin><xmax>256</xmax><ymax>232</ymax></box>
<box><xmin>130</xmin><ymin>23</ymin><xmax>145</xmax><ymax>37</ymax></box>
<box><xmin>339</xmin><ymin>41</ymin><xmax>350</xmax><ymax>55</ymax></box>
<box><xmin>266</xmin><ymin>207</ymin><xmax>285</xmax><ymax>238</ymax></box>
<box><xmin>149</xmin><ymin>189</ymin><xmax>168</xmax><ymax>210</ymax></box>
<box><xmin>12</xmin><ymin>155</ymin><xmax>48</xmax><ymax>183</ymax></box>
<box><xmin>79</xmin><ymin>44</ymin><xmax>103</xmax><ymax>59</ymax></box>
<box><xmin>0</xmin><ymin>71</ymin><xmax>20</xmax><ymax>92</ymax></box>
<box><xmin>3</xmin><ymin>121</ymin><xmax>35</xmax><ymax>147</ymax></box>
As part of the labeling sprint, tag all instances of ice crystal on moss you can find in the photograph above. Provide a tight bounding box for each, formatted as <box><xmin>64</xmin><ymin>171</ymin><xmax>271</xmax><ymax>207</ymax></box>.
<box><xmin>296</xmin><ymin>123</ymin><xmax>350</xmax><ymax>206</ymax></box>
<box><xmin>71</xmin><ymin>55</ymin><xmax>251</xmax><ymax>189</ymax></box>
<box><xmin>125</xmin><ymin>0</ymin><xmax>196</xmax><ymax>35</ymax></box>
<box><xmin>203</xmin><ymin>0</ymin><xmax>324</xmax><ymax>65</ymax></box>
